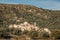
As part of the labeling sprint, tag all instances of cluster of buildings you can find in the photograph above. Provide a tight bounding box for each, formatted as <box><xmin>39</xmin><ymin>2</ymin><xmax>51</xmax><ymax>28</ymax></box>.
<box><xmin>9</xmin><ymin>22</ymin><xmax>39</xmax><ymax>31</ymax></box>
<box><xmin>9</xmin><ymin>22</ymin><xmax>51</xmax><ymax>34</ymax></box>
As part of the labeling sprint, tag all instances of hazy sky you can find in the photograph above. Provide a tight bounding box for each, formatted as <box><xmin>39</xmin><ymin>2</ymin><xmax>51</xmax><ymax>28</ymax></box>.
<box><xmin>0</xmin><ymin>0</ymin><xmax>60</xmax><ymax>10</ymax></box>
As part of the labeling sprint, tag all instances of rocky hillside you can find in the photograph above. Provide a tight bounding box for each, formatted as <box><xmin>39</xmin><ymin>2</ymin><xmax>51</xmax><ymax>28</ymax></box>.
<box><xmin>0</xmin><ymin>4</ymin><xmax>60</xmax><ymax>40</ymax></box>
<box><xmin>0</xmin><ymin>4</ymin><xmax>60</xmax><ymax>29</ymax></box>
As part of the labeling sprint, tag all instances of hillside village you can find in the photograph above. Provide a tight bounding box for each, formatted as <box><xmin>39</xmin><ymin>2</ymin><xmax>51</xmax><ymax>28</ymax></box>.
<box><xmin>9</xmin><ymin>22</ymin><xmax>39</xmax><ymax>31</ymax></box>
<box><xmin>8</xmin><ymin>21</ymin><xmax>51</xmax><ymax>34</ymax></box>
<box><xmin>0</xmin><ymin>4</ymin><xmax>60</xmax><ymax>40</ymax></box>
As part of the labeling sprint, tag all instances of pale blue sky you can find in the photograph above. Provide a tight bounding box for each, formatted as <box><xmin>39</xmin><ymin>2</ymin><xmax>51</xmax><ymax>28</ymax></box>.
<box><xmin>0</xmin><ymin>0</ymin><xmax>60</xmax><ymax>10</ymax></box>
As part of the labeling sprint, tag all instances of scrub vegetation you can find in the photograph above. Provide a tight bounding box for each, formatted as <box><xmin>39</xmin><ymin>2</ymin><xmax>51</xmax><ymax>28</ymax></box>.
<box><xmin>0</xmin><ymin>4</ymin><xmax>60</xmax><ymax>40</ymax></box>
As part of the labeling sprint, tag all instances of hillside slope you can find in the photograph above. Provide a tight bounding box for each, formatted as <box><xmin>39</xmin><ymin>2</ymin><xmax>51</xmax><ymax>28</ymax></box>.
<box><xmin>0</xmin><ymin>4</ymin><xmax>60</xmax><ymax>29</ymax></box>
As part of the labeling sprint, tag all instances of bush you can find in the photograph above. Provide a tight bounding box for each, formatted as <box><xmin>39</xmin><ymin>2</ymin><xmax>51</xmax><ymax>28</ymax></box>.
<box><xmin>38</xmin><ymin>31</ymin><xmax>50</xmax><ymax>39</ymax></box>
<box><xmin>52</xmin><ymin>29</ymin><xmax>60</xmax><ymax>39</ymax></box>
<box><xmin>42</xmin><ymin>32</ymin><xmax>50</xmax><ymax>38</ymax></box>
<box><xmin>28</xmin><ymin>30</ymin><xmax>38</xmax><ymax>38</ymax></box>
